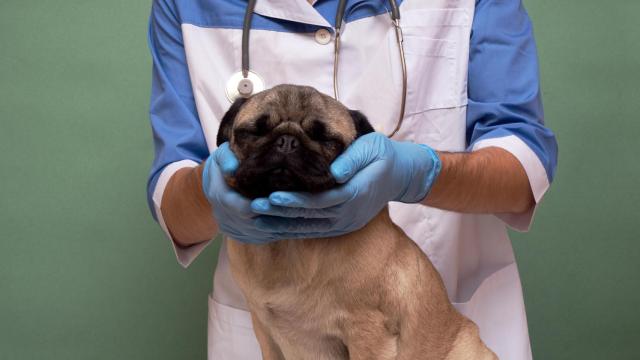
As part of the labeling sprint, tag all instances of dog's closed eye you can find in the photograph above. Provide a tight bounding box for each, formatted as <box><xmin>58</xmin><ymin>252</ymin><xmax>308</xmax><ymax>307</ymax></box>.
<box><xmin>304</xmin><ymin>119</ymin><xmax>345</xmax><ymax>153</ymax></box>
<box><xmin>234</xmin><ymin>115</ymin><xmax>271</xmax><ymax>140</ymax></box>
<box><xmin>306</xmin><ymin>119</ymin><xmax>343</xmax><ymax>143</ymax></box>
<box><xmin>307</xmin><ymin>120</ymin><xmax>330</xmax><ymax>141</ymax></box>
<box><xmin>253</xmin><ymin>115</ymin><xmax>270</xmax><ymax>136</ymax></box>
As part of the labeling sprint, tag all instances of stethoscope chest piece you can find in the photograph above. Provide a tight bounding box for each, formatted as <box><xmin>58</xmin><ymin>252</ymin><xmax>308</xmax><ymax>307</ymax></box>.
<box><xmin>225</xmin><ymin>70</ymin><xmax>265</xmax><ymax>102</ymax></box>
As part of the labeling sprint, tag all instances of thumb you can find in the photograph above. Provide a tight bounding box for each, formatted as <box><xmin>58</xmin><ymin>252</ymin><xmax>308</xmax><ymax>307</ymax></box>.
<box><xmin>214</xmin><ymin>142</ymin><xmax>240</xmax><ymax>176</ymax></box>
<box><xmin>330</xmin><ymin>132</ymin><xmax>386</xmax><ymax>183</ymax></box>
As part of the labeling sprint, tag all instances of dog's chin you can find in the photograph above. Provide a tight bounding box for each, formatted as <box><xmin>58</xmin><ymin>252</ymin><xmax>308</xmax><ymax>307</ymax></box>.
<box><xmin>234</xmin><ymin>166</ymin><xmax>336</xmax><ymax>199</ymax></box>
<box><xmin>232</xmin><ymin>150</ymin><xmax>337</xmax><ymax>199</ymax></box>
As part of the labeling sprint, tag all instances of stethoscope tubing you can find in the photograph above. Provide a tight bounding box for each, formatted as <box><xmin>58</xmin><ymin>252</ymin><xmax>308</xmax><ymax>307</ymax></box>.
<box><xmin>240</xmin><ymin>0</ymin><xmax>407</xmax><ymax>138</ymax></box>
<box><xmin>241</xmin><ymin>0</ymin><xmax>258</xmax><ymax>79</ymax></box>
<box><xmin>389</xmin><ymin>18</ymin><xmax>407</xmax><ymax>137</ymax></box>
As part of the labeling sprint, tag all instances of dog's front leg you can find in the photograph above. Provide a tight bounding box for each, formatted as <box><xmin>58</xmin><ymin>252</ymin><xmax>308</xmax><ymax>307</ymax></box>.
<box><xmin>343</xmin><ymin>314</ymin><xmax>399</xmax><ymax>360</ymax></box>
<box><xmin>250</xmin><ymin>312</ymin><xmax>285</xmax><ymax>360</ymax></box>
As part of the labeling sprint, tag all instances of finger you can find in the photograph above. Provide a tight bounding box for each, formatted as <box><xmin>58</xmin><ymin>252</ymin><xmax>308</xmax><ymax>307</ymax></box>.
<box><xmin>330</xmin><ymin>132</ymin><xmax>386</xmax><ymax>183</ymax></box>
<box><xmin>220</xmin><ymin>191</ymin><xmax>256</xmax><ymax>219</ymax></box>
<box><xmin>219</xmin><ymin>226</ymin><xmax>274</xmax><ymax>245</ymax></box>
<box><xmin>268</xmin><ymin>185</ymin><xmax>356</xmax><ymax>209</ymax></box>
<box><xmin>214</xmin><ymin>142</ymin><xmax>240</xmax><ymax>175</ymax></box>
<box><xmin>254</xmin><ymin>216</ymin><xmax>335</xmax><ymax>233</ymax></box>
<box><xmin>251</xmin><ymin>198</ymin><xmax>341</xmax><ymax>218</ymax></box>
<box><xmin>210</xmin><ymin>160</ymin><xmax>255</xmax><ymax>219</ymax></box>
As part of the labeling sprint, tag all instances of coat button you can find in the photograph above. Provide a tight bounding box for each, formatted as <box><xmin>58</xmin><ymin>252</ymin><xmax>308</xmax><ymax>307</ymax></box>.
<box><xmin>314</xmin><ymin>28</ymin><xmax>332</xmax><ymax>45</ymax></box>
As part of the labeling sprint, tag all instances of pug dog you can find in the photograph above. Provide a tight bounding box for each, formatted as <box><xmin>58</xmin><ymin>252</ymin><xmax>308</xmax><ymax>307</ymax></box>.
<box><xmin>217</xmin><ymin>85</ymin><xmax>497</xmax><ymax>360</ymax></box>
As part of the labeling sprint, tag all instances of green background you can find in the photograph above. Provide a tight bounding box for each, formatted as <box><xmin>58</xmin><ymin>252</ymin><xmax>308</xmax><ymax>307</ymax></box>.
<box><xmin>1</xmin><ymin>0</ymin><xmax>638</xmax><ymax>358</ymax></box>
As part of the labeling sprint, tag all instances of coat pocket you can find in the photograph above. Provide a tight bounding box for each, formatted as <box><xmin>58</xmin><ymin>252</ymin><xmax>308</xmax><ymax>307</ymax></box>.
<box><xmin>390</xmin><ymin>8</ymin><xmax>472</xmax><ymax>114</ymax></box>
<box><xmin>394</xmin><ymin>36</ymin><xmax>458</xmax><ymax>114</ymax></box>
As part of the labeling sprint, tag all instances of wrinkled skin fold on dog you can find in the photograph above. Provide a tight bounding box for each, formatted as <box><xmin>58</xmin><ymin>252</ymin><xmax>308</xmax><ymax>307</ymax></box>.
<box><xmin>218</xmin><ymin>85</ymin><xmax>497</xmax><ymax>359</ymax></box>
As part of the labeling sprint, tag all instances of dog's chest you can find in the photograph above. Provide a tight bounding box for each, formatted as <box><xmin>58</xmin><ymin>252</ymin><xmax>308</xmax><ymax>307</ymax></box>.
<box><xmin>225</xmin><ymin>226</ymin><xmax>396</xmax><ymax>355</ymax></box>
<box><xmin>248</xmin><ymin>275</ymin><xmax>347</xmax><ymax>334</ymax></box>
<box><xmin>250</xmin><ymin>280</ymin><xmax>353</xmax><ymax>358</ymax></box>
<box><xmin>231</xmin><ymin>240</ymin><xmax>358</xmax><ymax>341</ymax></box>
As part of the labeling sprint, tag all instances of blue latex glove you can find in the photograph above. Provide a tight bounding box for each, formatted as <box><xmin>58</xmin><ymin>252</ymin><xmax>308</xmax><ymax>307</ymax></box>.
<box><xmin>251</xmin><ymin>132</ymin><xmax>442</xmax><ymax>237</ymax></box>
<box><xmin>202</xmin><ymin>143</ymin><xmax>336</xmax><ymax>244</ymax></box>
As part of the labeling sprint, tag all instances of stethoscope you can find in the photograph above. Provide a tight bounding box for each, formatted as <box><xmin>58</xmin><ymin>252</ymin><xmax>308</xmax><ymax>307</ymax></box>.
<box><xmin>225</xmin><ymin>0</ymin><xmax>408</xmax><ymax>138</ymax></box>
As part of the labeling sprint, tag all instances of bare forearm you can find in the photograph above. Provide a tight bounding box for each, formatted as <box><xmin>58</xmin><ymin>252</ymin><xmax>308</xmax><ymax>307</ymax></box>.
<box><xmin>161</xmin><ymin>165</ymin><xmax>219</xmax><ymax>247</ymax></box>
<box><xmin>424</xmin><ymin>147</ymin><xmax>534</xmax><ymax>214</ymax></box>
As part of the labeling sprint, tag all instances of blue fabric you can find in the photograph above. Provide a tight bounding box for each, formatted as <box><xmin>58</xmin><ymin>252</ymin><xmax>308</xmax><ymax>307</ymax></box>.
<box><xmin>165</xmin><ymin>0</ymin><xmax>402</xmax><ymax>33</ymax></box>
<box><xmin>314</xmin><ymin>0</ymin><xmax>404</xmax><ymax>26</ymax></box>
<box><xmin>467</xmin><ymin>0</ymin><xmax>558</xmax><ymax>182</ymax></box>
<box><xmin>176</xmin><ymin>0</ymin><xmax>320</xmax><ymax>33</ymax></box>
<box><xmin>146</xmin><ymin>0</ymin><xmax>209</xmax><ymax>220</ymax></box>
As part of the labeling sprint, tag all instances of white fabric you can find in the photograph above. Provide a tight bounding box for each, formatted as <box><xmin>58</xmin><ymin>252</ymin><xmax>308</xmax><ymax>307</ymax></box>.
<box><xmin>157</xmin><ymin>0</ymin><xmax>551</xmax><ymax>358</ymax></box>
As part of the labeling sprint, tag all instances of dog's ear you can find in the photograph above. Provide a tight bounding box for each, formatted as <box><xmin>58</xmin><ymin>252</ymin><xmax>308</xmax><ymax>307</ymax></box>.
<box><xmin>217</xmin><ymin>97</ymin><xmax>248</xmax><ymax>146</ymax></box>
<box><xmin>349</xmin><ymin>110</ymin><xmax>375</xmax><ymax>138</ymax></box>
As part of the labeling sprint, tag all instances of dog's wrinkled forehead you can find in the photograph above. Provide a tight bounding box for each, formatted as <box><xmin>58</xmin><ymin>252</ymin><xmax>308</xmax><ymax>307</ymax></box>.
<box><xmin>235</xmin><ymin>85</ymin><xmax>357</xmax><ymax>141</ymax></box>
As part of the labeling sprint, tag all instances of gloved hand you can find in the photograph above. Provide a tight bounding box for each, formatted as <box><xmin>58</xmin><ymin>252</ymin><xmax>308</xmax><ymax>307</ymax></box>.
<box><xmin>251</xmin><ymin>132</ymin><xmax>442</xmax><ymax>237</ymax></box>
<box><xmin>203</xmin><ymin>143</ymin><xmax>340</xmax><ymax>244</ymax></box>
<box><xmin>201</xmin><ymin>143</ymin><xmax>279</xmax><ymax>244</ymax></box>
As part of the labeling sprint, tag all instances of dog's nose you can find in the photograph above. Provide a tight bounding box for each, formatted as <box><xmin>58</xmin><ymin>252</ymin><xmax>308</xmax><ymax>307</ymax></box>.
<box><xmin>275</xmin><ymin>135</ymin><xmax>299</xmax><ymax>154</ymax></box>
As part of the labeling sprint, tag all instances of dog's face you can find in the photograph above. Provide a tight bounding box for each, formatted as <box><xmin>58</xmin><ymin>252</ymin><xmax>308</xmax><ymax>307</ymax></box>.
<box><xmin>216</xmin><ymin>84</ymin><xmax>374</xmax><ymax>199</ymax></box>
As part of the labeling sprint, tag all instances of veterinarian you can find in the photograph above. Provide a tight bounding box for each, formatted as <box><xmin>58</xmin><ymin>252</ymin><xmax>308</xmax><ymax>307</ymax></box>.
<box><xmin>147</xmin><ymin>0</ymin><xmax>558</xmax><ymax>359</ymax></box>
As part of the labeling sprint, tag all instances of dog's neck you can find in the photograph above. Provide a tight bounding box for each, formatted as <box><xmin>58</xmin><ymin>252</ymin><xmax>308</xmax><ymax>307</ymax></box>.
<box><xmin>230</xmin><ymin>207</ymin><xmax>398</xmax><ymax>287</ymax></box>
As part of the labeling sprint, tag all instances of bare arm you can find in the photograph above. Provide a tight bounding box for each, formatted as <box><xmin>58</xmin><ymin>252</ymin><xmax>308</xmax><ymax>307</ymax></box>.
<box><xmin>161</xmin><ymin>165</ymin><xmax>218</xmax><ymax>247</ymax></box>
<box><xmin>424</xmin><ymin>147</ymin><xmax>535</xmax><ymax>214</ymax></box>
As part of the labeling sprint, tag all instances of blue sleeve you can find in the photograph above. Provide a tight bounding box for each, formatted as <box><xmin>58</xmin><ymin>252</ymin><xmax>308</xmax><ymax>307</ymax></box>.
<box><xmin>146</xmin><ymin>0</ymin><xmax>209</xmax><ymax>220</ymax></box>
<box><xmin>467</xmin><ymin>0</ymin><xmax>558</xmax><ymax>183</ymax></box>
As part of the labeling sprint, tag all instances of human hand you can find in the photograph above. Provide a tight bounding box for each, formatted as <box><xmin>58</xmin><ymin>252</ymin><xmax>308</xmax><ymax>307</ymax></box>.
<box><xmin>250</xmin><ymin>133</ymin><xmax>442</xmax><ymax>237</ymax></box>
<box><xmin>204</xmin><ymin>143</ymin><xmax>363</xmax><ymax>244</ymax></box>
<box><xmin>202</xmin><ymin>143</ymin><xmax>305</xmax><ymax>244</ymax></box>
